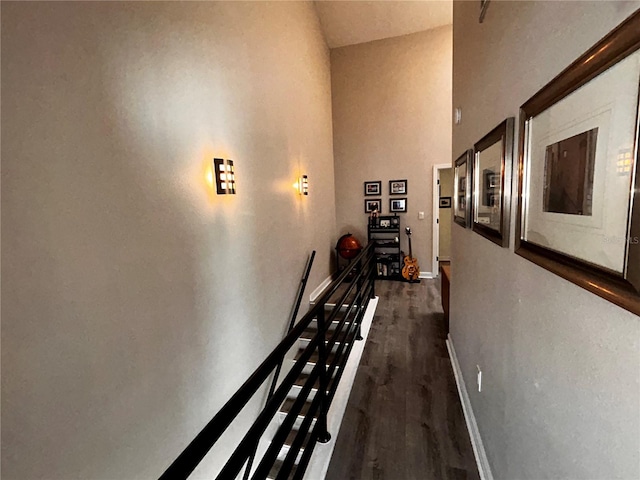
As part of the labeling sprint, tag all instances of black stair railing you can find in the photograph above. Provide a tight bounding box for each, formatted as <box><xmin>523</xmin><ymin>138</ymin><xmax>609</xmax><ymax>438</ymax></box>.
<box><xmin>159</xmin><ymin>242</ymin><xmax>376</xmax><ymax>480</ymax></box>
<box><xmin>242</xmin><ymin>250</ymin><xmax>316</xmax><ymax>480</ymax></box>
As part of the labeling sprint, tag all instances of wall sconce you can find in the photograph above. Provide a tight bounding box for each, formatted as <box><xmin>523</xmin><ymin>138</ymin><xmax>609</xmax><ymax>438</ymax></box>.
<box><xmin>617</xmin><ymin>149</ymin><xmax>632</xmax><ymax>175</ymax></box>
<box><xmin>294</xmin><ymin>175</ymin><xmax>309</xmax><ymax>195</ymax></box>
<box><xmin>213</xmin><ymin>158</ymin><xmax>236</xmax><ymax>194</ymax></box>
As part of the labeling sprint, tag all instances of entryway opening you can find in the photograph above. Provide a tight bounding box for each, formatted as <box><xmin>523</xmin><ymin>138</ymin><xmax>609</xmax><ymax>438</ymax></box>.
<box><xmin>432</xmin><ymin>164</ymin><xmax>453</xmax><ymax>274</ymax></box>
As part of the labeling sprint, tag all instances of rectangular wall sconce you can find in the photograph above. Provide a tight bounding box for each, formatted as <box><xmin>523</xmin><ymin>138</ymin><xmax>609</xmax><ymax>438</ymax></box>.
<box><xmin>295</xmin><ymin>175</ymin><xmax>308</xmax><ymax>195</ymax></box>
<box><xmin>213</xmin><ymin>158</ymin><xmax>236</xmax><ymax>195</ymax></box>
<box><xmin>617</xmin><ymin>149</ymin><xmax>632</xmax><ymax>175</ymax></box>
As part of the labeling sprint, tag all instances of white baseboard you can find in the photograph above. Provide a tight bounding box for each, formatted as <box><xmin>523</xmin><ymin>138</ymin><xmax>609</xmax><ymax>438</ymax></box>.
<box><xmin>304</xmin><ymin>296</ymin><xmax>379</xmax><ymax>480</ymax></box>
<box><xmin>309</xmin><ymin>274</ymin><xmax>335</xmax><ymax>303</ymax></box>
<box><xmin>446</xmin><ymin>335</ymin><xmax>494</xmax><ymax>480</ymax></box>
<box><xmin>439</xmin><ymin>256</ymin><xmax>451</xmax><ymax>262</ymax></box>
<box><xmin>419</xmin><ymin>271</ymin><xmax>435</xmax><ymax>279</ymax></box>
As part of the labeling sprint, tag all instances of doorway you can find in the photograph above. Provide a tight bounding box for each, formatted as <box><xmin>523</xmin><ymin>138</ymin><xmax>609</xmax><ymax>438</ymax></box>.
<box><xmin>432</xmin><ymin>164</ymin><xmax>453</xmax><ymax>276</ymax></box>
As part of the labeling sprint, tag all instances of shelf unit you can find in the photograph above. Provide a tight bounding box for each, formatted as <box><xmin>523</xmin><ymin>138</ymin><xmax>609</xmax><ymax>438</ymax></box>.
<box><xmin>368</xmin><ymin>215</ymin><xmax>402</xmax><ymax>280</ymax></box>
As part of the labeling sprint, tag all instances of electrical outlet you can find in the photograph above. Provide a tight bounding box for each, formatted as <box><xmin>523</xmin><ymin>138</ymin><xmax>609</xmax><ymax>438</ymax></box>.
<box><xmin>477</xmin><ymin>365</ymin><xmax>482</xmax><ymax>392</ymax></box>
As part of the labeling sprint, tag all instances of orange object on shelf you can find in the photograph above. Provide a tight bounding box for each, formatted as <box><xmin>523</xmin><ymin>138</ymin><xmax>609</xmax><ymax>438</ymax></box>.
<box><xmin>336</xmin><ymin>233</ymin><xmax>363</xmax><ymax>260</ymax></box>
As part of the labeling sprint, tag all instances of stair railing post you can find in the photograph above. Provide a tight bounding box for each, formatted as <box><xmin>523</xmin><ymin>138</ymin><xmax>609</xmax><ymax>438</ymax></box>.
<box><xmin>316</xmin><ymin>307</ymin><xmax>331</xmax><ymax>444</ymax></box>
<box><xmin>355</xmin><ymin>257</ymin><xmax>364</xmax><ymax>341</ymax></box>
<box><xmin>369</xmin><ymin>248</ymin><xmax>376</xmax><ymax>299</ymax></box>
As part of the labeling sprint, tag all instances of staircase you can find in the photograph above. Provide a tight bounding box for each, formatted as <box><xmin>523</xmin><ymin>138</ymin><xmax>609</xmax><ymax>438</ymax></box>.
<box><xmin>267</xmin><ymin>294</ymin><xmax>359</xmax><ymax>480</ymax></box>
<box><xmin>158</xmin><ymin>243</ymin><xmax>376</xmax><ymax>480</ymax></box>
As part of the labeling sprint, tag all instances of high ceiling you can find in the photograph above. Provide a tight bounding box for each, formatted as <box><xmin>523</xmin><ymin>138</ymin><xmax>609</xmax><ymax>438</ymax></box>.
<box><xmin>314</xmin><ymin>0</ymin><xmax>453</xmax><ymax>49</ymax></box>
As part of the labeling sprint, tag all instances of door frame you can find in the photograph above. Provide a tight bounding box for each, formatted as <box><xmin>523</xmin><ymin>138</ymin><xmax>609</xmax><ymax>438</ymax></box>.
<box><xmin>432</xmin><ymin>163</ymin><xmax>451</xmax><ymax>277</ymax></box>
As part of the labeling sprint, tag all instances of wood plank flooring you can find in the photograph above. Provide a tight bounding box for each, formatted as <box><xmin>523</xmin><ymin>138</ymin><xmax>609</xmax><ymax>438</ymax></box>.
<box><xmin>325</xmin><ymin>280</ymin><xmax>480</xmax><ymax>480</ymax></box>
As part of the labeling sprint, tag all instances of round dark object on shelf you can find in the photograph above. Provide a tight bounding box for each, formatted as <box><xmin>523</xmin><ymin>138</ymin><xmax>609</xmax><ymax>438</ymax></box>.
<box><xmin>336</xmin><ymin>233</ymin><xmax>362</xmax><ymax>260</ymax></box>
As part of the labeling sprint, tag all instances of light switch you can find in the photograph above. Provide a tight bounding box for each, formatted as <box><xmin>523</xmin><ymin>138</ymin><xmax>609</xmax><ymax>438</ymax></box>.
<box><xmin>418</xmin><ymin>211</ymin><xmax>425</xmax><ymax>220</ymax></box>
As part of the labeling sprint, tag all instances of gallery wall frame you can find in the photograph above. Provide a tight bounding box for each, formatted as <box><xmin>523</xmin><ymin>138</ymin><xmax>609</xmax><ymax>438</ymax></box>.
<box><xmin>515</xmin><ymin>10</ymin><xmax>640</xmax><ymax>316</ymax></box>
<box><xmin>365</xmin><ymin>198</ymin><xmax>382</xmax><ymax>213</ymax></box>
<box><xmin>389</xmin><ymin>179</ymin><xmax>407</xmax><ymax>195</ymax></box>
<box><xmin>364</xmin><ymin>181</ymin><xmax>381</xmax><ymax>196</ymax></box>
<box><xmin>454</xmin><ymin>150</ymin><xmax>473</xmax><ymax>228</ymax></box>
<box><xmin>390</xmin><ymin>197</ymin><xmax>407</xmax><ymax>213</ymax></box>
<box><xmin>472</xmin><ymin>118</ymin><xmax>515</xmax><ymax>247</ymax></box>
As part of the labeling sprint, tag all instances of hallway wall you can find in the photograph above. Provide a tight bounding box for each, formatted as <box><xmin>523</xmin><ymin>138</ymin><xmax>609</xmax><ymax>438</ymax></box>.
<box><xmin>1</xmin><ymin>2</ymin><xmax>336</xmax><ymax>478</ymax></box>
<box><xmin>331</xmin><ymin>26</ymin><xmax>453</xmax><ymax>275</ymax></box>
<box><xmin>451</xmin><ymin>1</ymin><xmax>640</xmax><ymax>479</ymax></box>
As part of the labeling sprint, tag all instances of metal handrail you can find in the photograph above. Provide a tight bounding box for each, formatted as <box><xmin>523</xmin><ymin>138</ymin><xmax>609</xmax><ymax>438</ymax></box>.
<box><xmin>242</xmin><ymin>251</ymin><xmax>316</xmax><ymax>480</ymax></box>
<box><xmin>158</xmin><ymin>243</ymin><xmax>376</xmax><ymax>480</ymax></box>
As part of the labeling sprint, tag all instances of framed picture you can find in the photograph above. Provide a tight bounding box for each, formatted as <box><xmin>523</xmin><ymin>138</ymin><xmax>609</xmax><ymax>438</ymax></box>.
<box><xmin>389</xmin><ymin>179</ymin><xmax>407</xmax><ymax>195</ymax></box>
<box><xmin>516</xmin><ymin>11</ymin><xmax>640</xmax><ymax>316</ymax></box>
<box><xmin>458</xmin><ymin>177</ymin><xmax>466</xmax><ymax>193</ymax></box>
<box><xmin>454</xmin><ymin>150</ymin><xmax>473</xmax><ymax>228</ymax></box>
<box><xmin>482</xmin><ymin>169</ymin><xmax>498</xmax><ymax>206</ymax></box>
<box><xmin>389</xmin><ymin>198</ymin><xmax>407</xmax><ymax>213</ymax></box>
<box><xmin>364</xmin><ymin>181</ymin><xmax>381</xmax><ymax>196</ymax></box>
<box><xmin>488</xmin><ymin>173</ymin><xmax>500</xmax><ymax>189</ymax></box>
<box><xmin>472</xmin><ymin>117</ymin><xmax>514</xmax><ymax>247</ymax></box>
<box><xmin>364</xmin><ymin>198</ymin><xmax>382</xmax><ymax>213</ymax></box>
<box><xmin>439</xmin><ymin>197</ymin><xmax>452</xmax><ymax>208</ymax></box>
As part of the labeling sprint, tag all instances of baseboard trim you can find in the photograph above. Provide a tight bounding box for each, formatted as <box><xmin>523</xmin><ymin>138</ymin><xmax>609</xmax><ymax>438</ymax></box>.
<box><xmin>446</xmin><ymin>335</ymin><xmax>494</xmax><ymax>480</ymax></box>
<box><xmin>309</xmin><ymin>274</ymin><xmax>335</xmax><ymax>303</ymax></box>
<box><xmin>304</xmin><ymin>296</ymin><xmax>379</xmax><ymax>480</ymax></box>
<box><xmin>419</xmin><ymin>271</ymin><xmax>435</xmax><ymax>279</ymax></box>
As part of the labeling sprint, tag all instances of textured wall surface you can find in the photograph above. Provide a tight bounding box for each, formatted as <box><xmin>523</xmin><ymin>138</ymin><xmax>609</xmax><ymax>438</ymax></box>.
<box><xmin>1</xmin><ymin>2</ymin><xmax>336</xmax><ymax>478</ymax></box>
<box><xmin>451</xmin><ymin>1</ymin><xmax>640</xmax><ymax>478</ymax></box>
<box><xmin>331</xmin><ymin>26</ymin><xmax>453</xmax><ymax>275</ymax></box>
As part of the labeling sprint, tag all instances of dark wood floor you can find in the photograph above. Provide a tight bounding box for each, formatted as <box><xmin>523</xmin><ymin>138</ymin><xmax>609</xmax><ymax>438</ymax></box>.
<box><xmin>325</xmin><ymin>279</ymin><xmax>480</xmax><ymax>480</ymax></box>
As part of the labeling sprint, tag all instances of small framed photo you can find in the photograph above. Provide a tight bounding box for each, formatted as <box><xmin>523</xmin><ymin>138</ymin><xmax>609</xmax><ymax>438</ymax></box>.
<box><xmin>482</xmin><ymin>169</ymin><xmax>499</xmax><ymax>206</ymax></box>
<box><xmin>364</xmin><ymin>198</ymin><xmax>382</xmax><ymax>213</ymax></box>
<box><xmin>439</xmin><ymin>197</ymin><xmax>452</xmax><ymax>208</ymax></box>
<box><xmin>488</xmin><ymin>173</ymin><xmax>500</xmax><ymax>189</ymax></box>
<box><xmin>389</xmin><ymin>179</ymin><xmax>407</xmax><ymax>195</ymax></box>
<box><xmin>458</xmin><ymin>176</ymin><xmax>466</xmax><ymax>193</ymax></box>
<box><xmin>389</xmin><ymin>198</ymin><xmax>407</xmax><ymax>213</ymax></box>
<box><xmin>364</xmin><ymin>181</ymin><xmax>382</xmax><ymax>196</ymax></box>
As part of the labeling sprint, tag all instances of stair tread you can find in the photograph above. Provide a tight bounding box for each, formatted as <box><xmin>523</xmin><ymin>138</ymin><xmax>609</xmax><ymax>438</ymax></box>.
<box><xmin>300</xmin><ymin>327</ymin><xmax>352</xmax><ymax>345</ymax></box>
<box><xmin>268</xmin><ymin>459</ymin><xmax>285</xmax><ymax>480</ymax></box>
<box><xmin>287</xmin><ymin>374</ymin><xmax>341</xmax><ymax>402</ymax></box>
<box><xmin>281</xmin><ymin>397</ymin><xmax>314</xmax><ymax>417</ymax></box>
<box><xmin>293</xmin><ymin>372</ymin><xmax>320</xmax><ymax>389</ymax></box>
<box><xmin>285</xmin><ymin>428</ymin><xmax>313</xmax><ymax>448</ymax></box>
<box><xmin>294</xmin><ymin>348</ymin><xmax>339</xmax><ymax>366</ymax></box>
<box><xmin>268</xmin><ymin>459</ymin><xmax>298</xmax><ymax>480</ymax></box>
<box><xmin>311</xmin><ymin>308</ymin><xmax>359</xmax><ymax>324</ymax></box>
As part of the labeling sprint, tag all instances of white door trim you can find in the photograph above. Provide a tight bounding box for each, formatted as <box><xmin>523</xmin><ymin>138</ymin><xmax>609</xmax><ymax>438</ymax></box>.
<box><xmin>432</xmin><ymin>163</ymin><xmax>451</xmax><ymax>277</ymax></box>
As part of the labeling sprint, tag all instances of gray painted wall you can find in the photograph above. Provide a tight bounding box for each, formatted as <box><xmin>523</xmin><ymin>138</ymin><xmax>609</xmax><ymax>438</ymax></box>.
<box><xmin>332</xmin><ymin>26</ymin><xmax>453</xmax><ymax>275</ymax></box>
<box><xmin>451</xmin><ymin>1</ymin><xmax>640</xmax><ymax>478</ymax></box>
<box><xmin>1</xmin><ymin>2</ymin><xmax>336</xmax><ymax>478</ymax></box>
